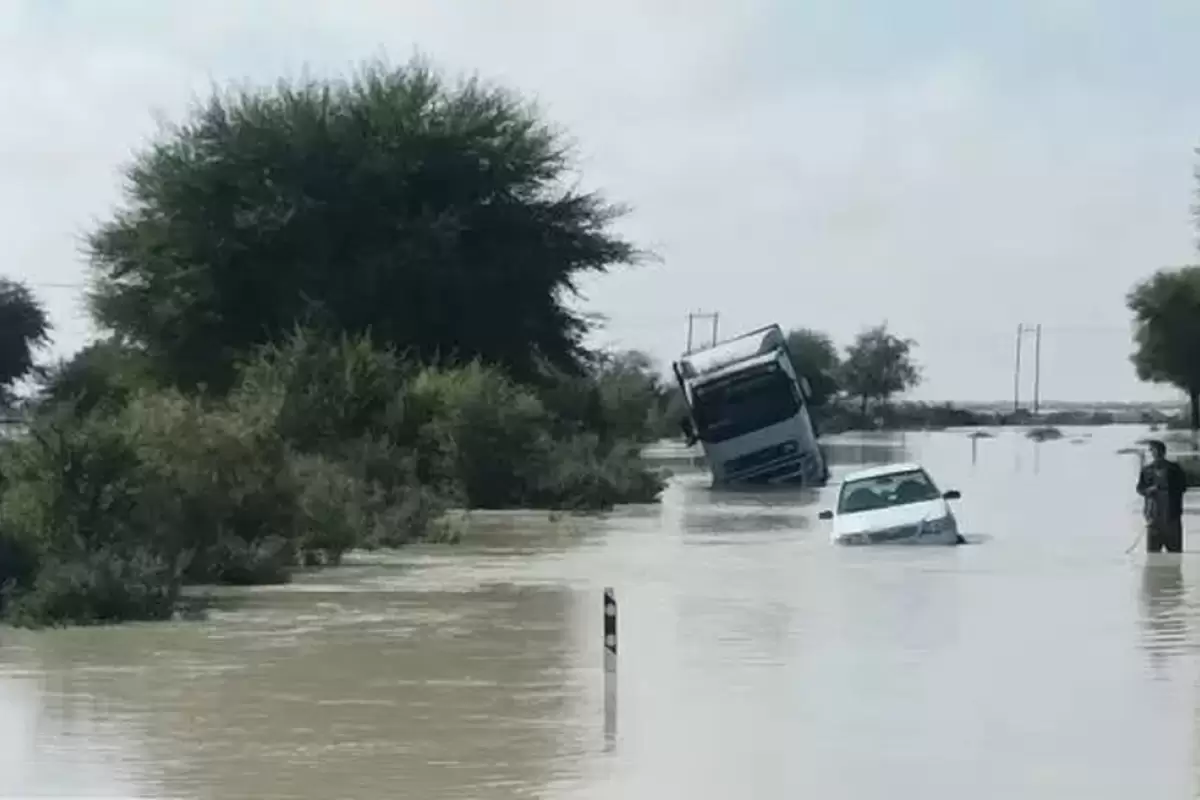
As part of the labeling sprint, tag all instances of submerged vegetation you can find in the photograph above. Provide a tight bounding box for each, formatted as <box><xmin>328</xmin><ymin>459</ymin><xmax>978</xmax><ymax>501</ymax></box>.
<box><xmin>0</xmin><ymin>59</ymin><xmax>672</xmax><ymax>627</ymax></box>
<box><xmin>0</xmin><ymin>333</ymin><xmax>670</xmax><ymax>627</ymax></box>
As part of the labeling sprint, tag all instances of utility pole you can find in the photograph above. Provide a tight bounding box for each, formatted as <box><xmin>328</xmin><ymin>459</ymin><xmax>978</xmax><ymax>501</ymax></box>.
<box><xmin>1013</xmin><ymin>324</ymin><xmax>1023</xmax><ymax>414</ymax></box>
<box><xmin>1012</xmin><ymin>323</ymin><xmax>1043</xmax><ymax>414</ymax></box>
<box><xmin>685</xmin><ymin>311</ymin><xmax>720</xmax><ymax>353</ymax></box>
<box><xmin>1032</xmin><ymin>323</ymin><xmax>1042</xmax><ymax>415</ymax></box>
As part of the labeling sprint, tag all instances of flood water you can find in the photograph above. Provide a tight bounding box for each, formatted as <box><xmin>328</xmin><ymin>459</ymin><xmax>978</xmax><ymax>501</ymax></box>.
<box><xmin>3</xmin><ymin>426</ymin><xmax>1200</xmax><ymax>799</ymax></box>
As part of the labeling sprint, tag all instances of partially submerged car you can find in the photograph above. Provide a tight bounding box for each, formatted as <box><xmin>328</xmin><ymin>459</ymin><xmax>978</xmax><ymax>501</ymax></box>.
<box><xmin>817</xmin><ymin>463</ymin><xmax>964</xmax><ymax>546</ymax></box>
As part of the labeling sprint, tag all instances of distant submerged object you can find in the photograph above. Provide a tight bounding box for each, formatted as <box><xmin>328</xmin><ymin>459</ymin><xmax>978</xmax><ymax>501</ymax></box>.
<box><xmin>1026</xmin><ymin>426</ymin><xmax>1063</xmax><ymax>442</ymax></box>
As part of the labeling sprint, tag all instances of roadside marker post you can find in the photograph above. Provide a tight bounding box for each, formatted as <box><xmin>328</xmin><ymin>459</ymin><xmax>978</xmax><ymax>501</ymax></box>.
<box><xmin>603</xmin><ymin>587</ymin><xmax>617</xmax><ymax>670</ymax></box>
<box><xmin>603</xmin><ymin>587</ymin><xmax>618</xmax><ymax>749</ymax></box>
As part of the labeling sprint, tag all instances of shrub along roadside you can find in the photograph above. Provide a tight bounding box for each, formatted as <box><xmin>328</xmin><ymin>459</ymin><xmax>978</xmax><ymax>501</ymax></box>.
<box><xmin>0</xmin><ymin>332</ymin><xmax>666</xmax><ymax>627</ymax></box>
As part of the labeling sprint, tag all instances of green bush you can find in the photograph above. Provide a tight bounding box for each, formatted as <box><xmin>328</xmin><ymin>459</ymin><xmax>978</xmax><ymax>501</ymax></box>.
<box><xmin>127</xmin><ymin>389</ymin><xmax>302</xmax><ymax>584</ymax></box>
<box><xmin>38</xmin><ymin>340</ymin><xmax>157</xmax><ymax>417</ymax></box>
<box><xmin>234</xmin><ymin>330</ymin><xmax>459</xmax><ymax>497</ymax></box>
<box><xmin>592</xmin><ymin>352</ymin><xmax>675</xmax><ymax>444</ymax></box>
<box><xmin>404</xmin><ymin>363</ymin><xmax>553</xmax><ymax>507</ymax></box>
<box><xmin>234</xmin><ymin>329</ymin><xmax>413</xmax><ymax>451</ymax></box>
<box><xmin>0</xmin><ymin>387</ymin><xmax>369</xmax><ymax>625</ymax></box>
<box><xmin>537</xmin><ymin>351</ymin><xmax>680</xmax><ymax>445</ymax></box>
<box><xmin>289</xmin><ymin>453</ymin><xmax>367</xmax><ymax>565</ymax></box>
<box><xmin>1</xmin><ymin>547</ymin><xmax>183</xmax><ymax>628</ymax></box>
<box><xmin>531</xmin><ymin>434</ymin><xmax>666</xmax><ymax>511</ymax></box>
<box><xmin>0</xmin><ymin>524</ymin><xmax>37</xmax><ymax>604</ymax></box>
<box><xmin>244</xmin><ymin>333</ymin><xmax>667</xmax><ymax>511</ymax></box>
<box><xmin>290</xmin><ymin>444</ymin><xmax>452</xmax><ymax>554</ymax></box>
<box><xmin>0</xmin><ymin>411</ymin><xmax>166</xmax><ymax>557</ymax></box>
<box><xmin>0</xmin><ymin>410</ymin><xmax>187</xmax><ymax>626</ymax></box>
<box><xmin>405</xmin><ymin>361</ymin><xmax>666</xmax><ymax>510</ymax></box>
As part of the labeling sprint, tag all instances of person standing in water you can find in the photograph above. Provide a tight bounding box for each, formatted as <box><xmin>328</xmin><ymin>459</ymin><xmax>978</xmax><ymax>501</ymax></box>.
<box><xmin>1136</xmin><ymin>439</ymin><xmax>1189</xmax><ymax>553</ymax></box>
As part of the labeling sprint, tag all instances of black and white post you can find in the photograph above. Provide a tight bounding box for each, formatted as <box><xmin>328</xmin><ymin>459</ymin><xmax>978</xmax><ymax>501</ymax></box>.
<box><xmin>603</xmin><ymin>587</ymin><xmax>618</xmax><ymax>671</ymax></box>
<box><xmin>602</xmin><ymin>587</ymin><xmax>618</xmax><ymax>748</ymax></box>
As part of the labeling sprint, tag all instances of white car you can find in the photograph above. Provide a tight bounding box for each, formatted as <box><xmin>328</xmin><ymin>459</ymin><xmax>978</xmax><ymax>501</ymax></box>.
<box><xmin>817</xmin><ymin>463</ymin><xmax>964</xmax><ymax>546</ymax></box>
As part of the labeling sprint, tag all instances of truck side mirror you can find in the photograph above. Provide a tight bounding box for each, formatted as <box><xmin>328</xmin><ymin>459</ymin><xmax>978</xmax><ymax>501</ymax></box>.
<box><xmin>818</xmin><ymin>510</ymin><xmax>833</xmax><ymax>520</ymax></box>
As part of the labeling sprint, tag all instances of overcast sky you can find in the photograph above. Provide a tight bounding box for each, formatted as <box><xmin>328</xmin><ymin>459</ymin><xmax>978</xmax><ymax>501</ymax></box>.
<box><xmin>2</xmin><ymin>0</ymin><xmax>1198</xmax><ymax>402</ymax></box>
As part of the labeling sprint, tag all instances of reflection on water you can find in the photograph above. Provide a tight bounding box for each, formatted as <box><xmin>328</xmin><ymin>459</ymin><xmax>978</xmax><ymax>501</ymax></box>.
<box><xmin>824</xmin><ymin>436</ymin><xmax>910</xmax><ymax>473</ymax></box>
<box><xmin>0</xmin><ymin>675</ymin><xmax>154</xmax><ymax>798</ymax></box>
<box><xmin>1139</xmin><ymin>558</ymin><xmax>1188</xmax><ymax>679</ymax></box>
<box><xmin>2</xmin><ymin>426</ymin><xmax>1200</xmax><ymax>799</ymax></box>
<box><xmin>681</xmin><ymin>509</ymin><xmax>810</xmax><ymax>534</ymax></box>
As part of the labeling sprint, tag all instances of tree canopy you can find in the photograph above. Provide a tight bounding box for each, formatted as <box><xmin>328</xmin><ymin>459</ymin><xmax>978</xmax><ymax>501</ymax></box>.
<box><xmin>838</xmin><ymin>323</ymin><xmax>921</xmax><ymax>414</ymax></box>
<box><xmin>1127</xmin><ymin>265</ymin><xmax>1200</xmax><ymax>430</ymax></box>
<box><xmin>87</xmin><ymin>58</ymin><xmax>641</xmax><ymax>393</ymax></box>
<box><xmin>784</xmin><ymin>328</ymin><xmax>840</xmax><ymax>408</ymax></box>
<box><xmin>0</xmin><ymin>278</ymin><xmax>50</xmax><ymax>400</ymax></box>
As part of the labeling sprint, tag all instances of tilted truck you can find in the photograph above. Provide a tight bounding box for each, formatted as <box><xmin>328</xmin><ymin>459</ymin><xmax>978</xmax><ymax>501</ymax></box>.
<box><xmin>672</xmin><ymin>324</ymin><xmax>829</xmax><ymax>486</ymax></box>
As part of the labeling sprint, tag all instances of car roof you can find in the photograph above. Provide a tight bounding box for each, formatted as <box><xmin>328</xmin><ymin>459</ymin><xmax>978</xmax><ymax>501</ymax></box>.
<box><xmin>841</xmin><ymin>462</ymin><xmax>927</xmax><ymax>483</ymax></box>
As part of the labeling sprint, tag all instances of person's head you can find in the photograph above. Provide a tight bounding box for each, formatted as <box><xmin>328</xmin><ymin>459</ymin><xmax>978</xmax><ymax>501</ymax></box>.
<box><xmin>1147</xmin><ymin>439</ymin><xmax>1167</xmax><ymax>463</ymax></box>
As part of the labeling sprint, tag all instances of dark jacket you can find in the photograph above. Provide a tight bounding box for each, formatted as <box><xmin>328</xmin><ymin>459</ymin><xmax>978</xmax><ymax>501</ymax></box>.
<box><xmin>1137</xmin><ymin>460</ymin><xmax>1188</xmax><ymax>521</ymax></box>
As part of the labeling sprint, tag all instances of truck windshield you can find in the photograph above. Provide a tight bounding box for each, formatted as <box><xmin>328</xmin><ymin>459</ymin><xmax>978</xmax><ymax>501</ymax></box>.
<box><xmin>692</xmin><ymin>367</ymin><xmax>800</xmax><ymax>443</ymax></box>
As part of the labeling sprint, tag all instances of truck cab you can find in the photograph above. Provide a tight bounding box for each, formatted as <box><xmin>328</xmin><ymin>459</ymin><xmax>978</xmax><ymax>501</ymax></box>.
<box><xmin>673</xmin><ymin>324</ymin><xmax>829</xmax><ymax>487</ymax></box>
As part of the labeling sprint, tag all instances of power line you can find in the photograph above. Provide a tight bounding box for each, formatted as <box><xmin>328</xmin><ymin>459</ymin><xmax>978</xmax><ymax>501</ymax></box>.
<box><xmin>6</xmin><ymin>280</ymin><xmax>88</xmax><ymax>291</ymax></box>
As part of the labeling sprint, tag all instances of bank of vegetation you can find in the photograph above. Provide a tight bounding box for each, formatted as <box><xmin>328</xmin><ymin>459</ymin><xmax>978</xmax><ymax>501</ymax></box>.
<box><xmin>0</xmin><ymin>59</ymin><xmax>674</xmax><ymax>627</ymax></box>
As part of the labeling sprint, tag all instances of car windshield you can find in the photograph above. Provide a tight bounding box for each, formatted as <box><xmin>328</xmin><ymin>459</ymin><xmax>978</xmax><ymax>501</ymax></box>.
<box><xmin>836</xmin><ymin>469</ymin><xmax>941</xmax><ymax>514</ymax></box>
<box><xmin>691</xmin><ymin>366</ymin><xmax>800</xmax><ymax>444</ymax></box>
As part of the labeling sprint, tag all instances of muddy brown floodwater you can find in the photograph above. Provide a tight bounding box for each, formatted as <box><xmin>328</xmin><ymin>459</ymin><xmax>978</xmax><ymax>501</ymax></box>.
<box><xmin>3</xmin><ymin>426</ymin><xmax>1200</xmax><ymax>799</ymax></box>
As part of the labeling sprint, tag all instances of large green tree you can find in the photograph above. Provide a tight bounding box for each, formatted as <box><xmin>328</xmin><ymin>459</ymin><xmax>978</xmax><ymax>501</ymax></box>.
<box><xmin>0</xmin><ymin>278</ymin><xmax>50</xmax><ymax>401</ymax></box>
<box><xmin>838</xmin><ymin>323</ymin><xmax>921</xmax><ymax>415</ymax></box>
<box><xmin>1127</xmin><ymin>266</ymin><xmax>1200</xmax><ymax>430</ymax></box>
<box><xmin>87</xmin><ymin>59</ymin><xmax>640</xmax><ymax>393</ymax></box>
<box><xmin>784</xmin><ymin>328</ymin><xmax>841</xmax><ymax>408</ymax></box>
